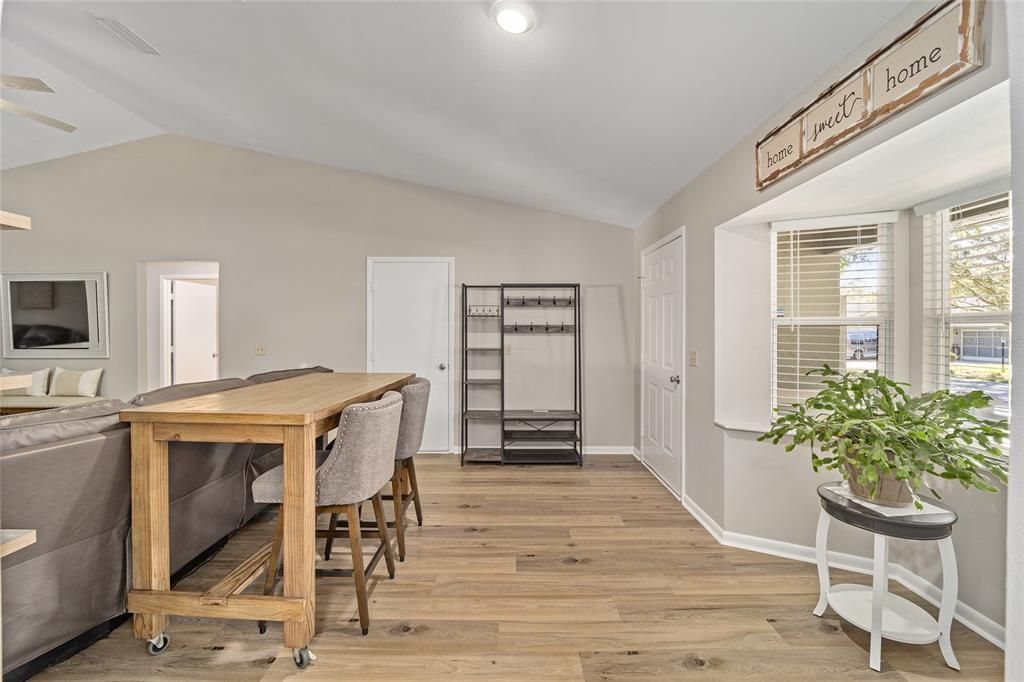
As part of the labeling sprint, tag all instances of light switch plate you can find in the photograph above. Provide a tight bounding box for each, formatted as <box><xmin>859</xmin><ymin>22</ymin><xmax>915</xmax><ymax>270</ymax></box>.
<box><xmin>689</xmin><ymin>351</ymin><xmax>698</xmax><ymax>367</ymax></box>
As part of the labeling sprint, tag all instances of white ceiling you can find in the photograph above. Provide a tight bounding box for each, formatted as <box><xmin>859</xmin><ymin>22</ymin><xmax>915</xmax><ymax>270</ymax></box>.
<box><xmin>0</xmin><ymin>40</ymin><xmax>161</xmax><ymax>171</ymax></box>
<box><xmin>2</xmin><ymin>1</ymin><xmax>918</xmax><ymax>226</ymax></box>
<box><xmin>725</xmin><ymin>81</ymin><xmax>1011</xmax><ymax>226</ymax></box>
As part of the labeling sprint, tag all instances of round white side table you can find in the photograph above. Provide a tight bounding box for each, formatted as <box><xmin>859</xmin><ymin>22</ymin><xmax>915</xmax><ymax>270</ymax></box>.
<box><xmin>813</xmin><ymin>482</ymin><xmax>960</xmax><ymax>672</ymax></box>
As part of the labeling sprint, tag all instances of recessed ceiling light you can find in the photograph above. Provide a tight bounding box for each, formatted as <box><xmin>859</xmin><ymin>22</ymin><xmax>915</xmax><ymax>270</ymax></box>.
<box><xmin>492</xmin><ymin>1</ymin><xmax>534</xmax><ymax>35</ymax></box>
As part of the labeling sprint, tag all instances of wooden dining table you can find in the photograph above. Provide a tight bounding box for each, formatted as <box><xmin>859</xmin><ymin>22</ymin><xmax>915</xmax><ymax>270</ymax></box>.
<box><xmin>120</xmin><ymin>371</ymin><xmax>414</xmax><ymax>663</ymax></box>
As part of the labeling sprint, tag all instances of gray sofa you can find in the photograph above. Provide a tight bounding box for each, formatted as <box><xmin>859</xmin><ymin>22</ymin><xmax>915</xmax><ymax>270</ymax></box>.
<box><xmin>0</xmin><ymin>368</ymin><xmax>327</xmax><ymax>679</ymax></box>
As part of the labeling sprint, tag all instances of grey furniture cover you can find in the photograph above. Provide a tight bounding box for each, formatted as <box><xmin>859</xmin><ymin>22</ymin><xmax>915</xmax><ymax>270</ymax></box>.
<box><xmin>246</xmin><ymin>366</ymin><xmax>333</xmax><ymax>384</ymax></box>
<box><xmin>0</xmin><ymin>373</ymin><xmax>302</xmax><ymax>677</ymax></box>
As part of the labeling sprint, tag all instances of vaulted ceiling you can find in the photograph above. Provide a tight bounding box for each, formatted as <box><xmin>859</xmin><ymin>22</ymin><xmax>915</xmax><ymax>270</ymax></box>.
<box><xmin>2</xmin><ymin>1</ymin><xmax>918</xmax><ymax>226</ymax></box>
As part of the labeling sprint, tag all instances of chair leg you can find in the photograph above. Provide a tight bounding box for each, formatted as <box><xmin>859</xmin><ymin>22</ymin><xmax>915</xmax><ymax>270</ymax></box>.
<box><xmin>346</xmin><ymin>504</ymin><xmax>370</xmax><ymax>635</ymax></box>
<box><xmin>323</xmin><ymin>512</ymin><xmax>339</xmax><ymax>560</ymax></box>
<box><xmin>391</xmin><ymin>463</ymin><xmax>406</xmax><ymax>561</ymax></box>
<box><xmin>258</xmin><ymin>508</ymin><xmax>285</xmax><ymax>634</ymax></box>
<box><xmin>406</xmin><ymin>457</ymin><xmax>424</xmax><ymax>527</ymax></box>
<box><xmin>371</xmin><ymin>493</ymin><xmax>396</xmax><ymax>579</ymax></box>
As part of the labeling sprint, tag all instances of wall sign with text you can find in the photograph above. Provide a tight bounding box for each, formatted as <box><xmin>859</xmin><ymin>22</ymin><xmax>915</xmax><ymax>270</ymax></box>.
<box><xmin>755</xmin><ymin>0</ymin><xmax>984</xmax><ymax>191</ymax></box>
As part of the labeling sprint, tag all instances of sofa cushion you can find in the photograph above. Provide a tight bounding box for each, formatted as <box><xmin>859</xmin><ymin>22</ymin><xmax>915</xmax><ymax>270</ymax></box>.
<box><xmin>130</xmin><ymin>378</ymin><xmax>252</xmax><ymax>406</ymax></box>
<box><xmin>0</xmin><ymin>399</ymin><xmax>129</xmax><ymax>451</ymax></box>
<box><xmin>246</xmin><ymin>366</ymin><xmax>333</xmax><ymax>384</ymax></box>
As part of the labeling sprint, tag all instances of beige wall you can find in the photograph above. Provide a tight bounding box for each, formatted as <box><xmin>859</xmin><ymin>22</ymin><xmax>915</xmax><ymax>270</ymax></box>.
<box><xmin>0</xmin><ymin>134</ymin><xmax>635</xmax><ymax>448</ymax></box>
<box><xmin>633</xmin><ymin>2</ymin><xmax>1011</xmax><ymax>631</ymax></box>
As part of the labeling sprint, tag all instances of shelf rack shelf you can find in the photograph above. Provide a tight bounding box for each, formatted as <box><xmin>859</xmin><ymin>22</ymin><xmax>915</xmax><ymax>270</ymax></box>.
<box><xmin>460</xmin><ymin>283</ymin><xmax>582</xmax><ymax>467</ymax></box>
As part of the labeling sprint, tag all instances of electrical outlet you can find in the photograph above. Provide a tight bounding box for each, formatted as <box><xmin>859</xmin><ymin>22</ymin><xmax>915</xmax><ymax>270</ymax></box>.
<box><xmin>255</xmin><ymin>344</ymin><xmax>267</xmax><ymax>356</ymax></box>
<box><xmin>505</xmin><ymin>343</ymin><xmax>512</xmax><ymax>356</ymax></box>
<box><xmin>689</xmin><ymin>351</ymin><xmax>698</xmax><ymax>367</ymax></box>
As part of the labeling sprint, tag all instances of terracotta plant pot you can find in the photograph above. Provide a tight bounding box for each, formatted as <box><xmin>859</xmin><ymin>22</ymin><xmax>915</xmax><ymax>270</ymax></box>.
<box><xmin>844</xmin><ymin>462</ymin><xmax>914</xmax><ymax>507</ymax></box>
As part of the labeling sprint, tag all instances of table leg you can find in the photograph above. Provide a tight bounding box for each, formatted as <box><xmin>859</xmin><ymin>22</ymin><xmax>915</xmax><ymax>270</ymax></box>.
<box><xmin>936</xmin><ymin>536</ymin><xmax>961</xmax><ymax>670</ymax></box>
<box><xmin>130</xmin><ymin>422</ymin><xmax>170</xmax><ymax>640</ymax></box>
<box><xmin>282</xmin><ymin>424</ymin><xmax>316</xmax><ymax>650</ymax></box>
<box><xmin>869</xmin><ymin>533</ymin><xmax>889</xmax><ymax>672</ymax></box>
<box><xmin>813</xmin><ymin>508</ymin><xmax>831</xmax><ymax>616</ymax></box>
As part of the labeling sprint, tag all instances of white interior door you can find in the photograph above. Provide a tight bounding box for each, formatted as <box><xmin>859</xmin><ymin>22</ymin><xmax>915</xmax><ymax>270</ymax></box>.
<box><xmin>368</xmin><ymin>258</ymin><xmax>452</xmax><ymax>452</ymax></box>
<box><xmin>642</xmin><ymin>235</ymin><xmax>684</xmax><ymax>495</ymax></box>
<box><xmin>170</xmin><ymin>278</ymin><xmax>219</xmax><ymax>385</ymax></box>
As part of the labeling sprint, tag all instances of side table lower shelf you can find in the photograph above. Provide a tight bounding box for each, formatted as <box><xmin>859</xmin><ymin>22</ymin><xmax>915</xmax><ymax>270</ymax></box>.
<box><xmin>826</xmin><ymin>584</ymin><xmax>941</xmax><ymax>645</ymax></box>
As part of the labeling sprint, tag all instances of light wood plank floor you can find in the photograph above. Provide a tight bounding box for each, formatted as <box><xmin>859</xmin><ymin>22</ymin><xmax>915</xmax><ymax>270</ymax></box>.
<box><xmin>38</xmin><ymin>456</ymin><xmax>1002</xmax><ymax>681</ymax></box>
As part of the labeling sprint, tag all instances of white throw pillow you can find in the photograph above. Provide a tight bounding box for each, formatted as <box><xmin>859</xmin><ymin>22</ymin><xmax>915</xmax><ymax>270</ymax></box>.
<box><xmin>0</xmin><ymin>368</ymin><xmax>50</xmax><ymax>396</ymax></box>
<box><xmin>48</xmin><ymin>367</ymin><xmax>104</xmax><ymax>398</ymax></box>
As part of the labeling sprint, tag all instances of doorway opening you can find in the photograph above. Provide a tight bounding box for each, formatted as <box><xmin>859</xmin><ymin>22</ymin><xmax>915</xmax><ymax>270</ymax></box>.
<box><xmin>166</xmin><ymin>278</ymin><xmax>219</xmax><ymax>385</ymax></box>
<box><xmin>138</xmin><ymin>261</ymin><xmax>220</xmax><ymax>391</ymax></box>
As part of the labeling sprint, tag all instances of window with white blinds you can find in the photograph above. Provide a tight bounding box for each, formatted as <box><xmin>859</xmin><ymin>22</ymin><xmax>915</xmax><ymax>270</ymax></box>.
<box><xmin>923</xmin><ymin>192</ymin><xmax>1011</xmax><ymax>423</ymax></box>
<box><xmin>771</xmin><ymin>223</ymin><xmax>894</xmax><ymax>410</ymax></box>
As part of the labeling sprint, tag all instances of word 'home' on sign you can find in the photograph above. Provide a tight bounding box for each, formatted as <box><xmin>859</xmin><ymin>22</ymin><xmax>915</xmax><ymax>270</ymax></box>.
<box><xmin>885</xmin><ymin>46</ymin><xmax>942</xmax><ymax>92</ymax></box>
<box><xmin>766</xmin><ymin>143</ymin><xmax>795</xmax><ymax>169</ymax></box>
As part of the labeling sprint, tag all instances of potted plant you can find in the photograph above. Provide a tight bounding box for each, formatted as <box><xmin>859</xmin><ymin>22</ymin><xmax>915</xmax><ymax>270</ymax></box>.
<box><xmin>759</xmin><ymin>365</ymin><xmax>1009</xmax><ymax>509</ymax></box>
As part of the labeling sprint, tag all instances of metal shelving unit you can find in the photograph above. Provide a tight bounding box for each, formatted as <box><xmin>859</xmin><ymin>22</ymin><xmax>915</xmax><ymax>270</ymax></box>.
<box><xmin>461</xmin><ymin>282</ymin><xmax>582</xmax><ymax>467</ymax></box>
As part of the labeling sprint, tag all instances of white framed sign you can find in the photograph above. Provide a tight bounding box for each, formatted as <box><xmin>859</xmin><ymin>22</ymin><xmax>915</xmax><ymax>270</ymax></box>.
<box><xmin>755</xmin><ymin>0</ymin><xmax>985</xmax><ymax>190</ymax></box>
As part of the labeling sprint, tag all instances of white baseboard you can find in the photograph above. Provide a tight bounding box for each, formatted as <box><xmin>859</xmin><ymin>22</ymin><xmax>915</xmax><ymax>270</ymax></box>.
<box><xmin>583</xmin><ymin>446</ymin><xmax>636</xmax><ymax>455</ymax></box>
<box><xmin>675</xmin><ymin>499</ymin><xmax>1007</xmax><ymax>649</ymax></box>
<box><xmin>682</xmin><ymin>495</ymin><xmax>724</xmax><ymax>543</ymax></box>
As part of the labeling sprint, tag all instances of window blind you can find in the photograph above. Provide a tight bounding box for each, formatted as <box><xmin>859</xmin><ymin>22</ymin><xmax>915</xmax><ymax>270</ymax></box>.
<box><xmin>771</xmin><ymin>223</ymin><xmax>894</xmax><ymax>410</ymax></box>
<box><xmin>922</xmin><ymin>193</ymin><xmax>1011</xmax><ymax>422</ymax></box>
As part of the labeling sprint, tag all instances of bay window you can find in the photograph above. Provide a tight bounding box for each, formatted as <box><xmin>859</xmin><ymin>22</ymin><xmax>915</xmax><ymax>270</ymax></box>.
<box><xmin>771</xmin><ymin>219</ymin><xmax>895</xmax><ymax>410</ymax></box>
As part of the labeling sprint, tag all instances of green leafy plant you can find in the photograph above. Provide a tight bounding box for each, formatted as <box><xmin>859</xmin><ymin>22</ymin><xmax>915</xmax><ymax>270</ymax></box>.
<box><xmin>759</xmin><ymin>365</ymin><xmax>1009</xmax><ymax>508</ymax></box>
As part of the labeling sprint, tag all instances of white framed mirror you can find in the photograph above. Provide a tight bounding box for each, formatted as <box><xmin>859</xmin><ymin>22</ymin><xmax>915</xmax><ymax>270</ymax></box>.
<box><xmin>1</xmin><ymin>272</ymin><xmax>110</xmax><ymax>359</ymax></box>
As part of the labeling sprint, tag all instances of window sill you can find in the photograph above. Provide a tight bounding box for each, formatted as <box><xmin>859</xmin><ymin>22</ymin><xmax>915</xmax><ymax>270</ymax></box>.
<box><xmin>714</xmin><ymin>419</ymin><xmax>771</xmax><ymax>434</ymax></box>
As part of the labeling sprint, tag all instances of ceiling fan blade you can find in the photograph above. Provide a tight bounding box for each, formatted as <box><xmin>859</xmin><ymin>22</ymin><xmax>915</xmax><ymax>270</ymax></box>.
<box><xmin>0</xmin><ymin>75</ymin><xmax>55</xmax><ymax>93</ymax></box>
<box><xmin>0</xmin><ymin>99</ymin><xmax>76</xmax><ymax>133</ymax></box>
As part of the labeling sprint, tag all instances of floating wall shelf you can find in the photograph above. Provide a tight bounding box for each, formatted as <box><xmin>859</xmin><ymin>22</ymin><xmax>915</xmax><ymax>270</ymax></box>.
<box><xmin>0</xmin><ymin>210</ymin><xmax>31</xmax><ymax>231</ymax></box>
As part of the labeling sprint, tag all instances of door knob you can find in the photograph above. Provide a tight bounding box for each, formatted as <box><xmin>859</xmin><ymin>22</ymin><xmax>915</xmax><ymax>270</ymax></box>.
<box><xmin>438</xmin><ymin>363</ymin><xmax>447</xmax><ymax>371</ymax></box>
<box><xmin>669</xmin><ymin>375</ymin><xmax>680</xmax><ymax>384</ymax></box>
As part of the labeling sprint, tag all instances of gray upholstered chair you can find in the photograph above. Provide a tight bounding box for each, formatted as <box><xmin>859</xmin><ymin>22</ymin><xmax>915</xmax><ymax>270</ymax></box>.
<box><xmin>252</xmin><ymin>391</ymin><xmax>402</xmax><ymax>635</ymax></box>
<box><xmin>324</xmin><ymin>377</ymin><xmax>430</xmax><ymax>563</ymax></box>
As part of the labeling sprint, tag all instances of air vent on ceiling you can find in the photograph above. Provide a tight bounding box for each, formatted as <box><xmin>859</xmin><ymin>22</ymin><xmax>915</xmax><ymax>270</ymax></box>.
<box><xmin>94</xmin><ymin>16</ymin><xmax>161</xmax><ymax>56</ymax></box>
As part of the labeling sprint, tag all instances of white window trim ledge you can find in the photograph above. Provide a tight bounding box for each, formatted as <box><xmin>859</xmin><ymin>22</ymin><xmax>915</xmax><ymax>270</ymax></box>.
<box><xmin>912</xmin><ymin>176</ymin><xmax>1012</xmax><ymax>215</ymax></box>
<box><xmin>770</xmin><ymin>211</ymin><xmax>900</xmax><ymax>232</ymax></box>
<box><xmin>713</xmin><ymin>419</ymin><xmax>772</xmax><ymax>434</ymax></box>
<box><xmin>678</xmin><ymin>493</ymin><xmax>1006</xmax><ymax>650</ymax></box>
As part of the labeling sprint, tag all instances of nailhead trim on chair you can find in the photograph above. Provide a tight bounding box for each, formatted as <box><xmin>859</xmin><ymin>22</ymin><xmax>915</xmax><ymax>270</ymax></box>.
<box><xmin>315</xmin><ymin>394</ymin><xmax>401</xmax><ymax>500</ymax></box>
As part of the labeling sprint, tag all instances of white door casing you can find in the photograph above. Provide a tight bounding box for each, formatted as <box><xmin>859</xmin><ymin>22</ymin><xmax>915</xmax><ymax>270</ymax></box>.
<box><xmin>641</xmin><ymin>230</ymin><xmax>685</xmax><ymax>495</ymax></box>
<box><xmin>367</xmin><ymin>257</ymin><xmax>454</xmax><ymax>453</ymax></box>
<box><xmin>137</xmin><ymin>261</ymin><xmax>219</xmax><ymax>392</ymax></box>
<box><xmin>170</xmin><ymin>279</ymin><xmax>219</xmax><ymax>385</ymax></box>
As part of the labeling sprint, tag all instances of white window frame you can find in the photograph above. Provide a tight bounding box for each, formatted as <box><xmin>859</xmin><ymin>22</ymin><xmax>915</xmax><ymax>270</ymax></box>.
<box><xmin>921</xmin><ymin>193</ymin><xmax>1012</xmax><ymax>426</ymax></box>
<box><xmin>769</xmin><ymin>211</ymin><xmax>905</xmax><ymax>411</ymax></box>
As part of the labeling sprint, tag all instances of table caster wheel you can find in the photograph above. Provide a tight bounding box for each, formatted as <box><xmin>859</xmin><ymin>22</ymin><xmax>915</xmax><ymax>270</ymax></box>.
<box><xmin>147</xmin><ymin>632</ymin><xmax>170</xmax><ymax>655</ymax></box>
<box><xmin>257</xmin><ymin>620</ymin><xmax>267</xmax><ymax>634</ymax></box>
<box><xmin>292</xmin><ymin>647</ymin><xmax>316</xmax><ymax>668</ymax></box>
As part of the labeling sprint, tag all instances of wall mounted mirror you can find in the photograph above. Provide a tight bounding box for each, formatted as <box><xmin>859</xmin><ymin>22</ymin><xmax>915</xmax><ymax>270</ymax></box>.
<box><xmin>1</xmin><ymin>272</ymin><xmax>110</xmax><ymax>359</ymax></box>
